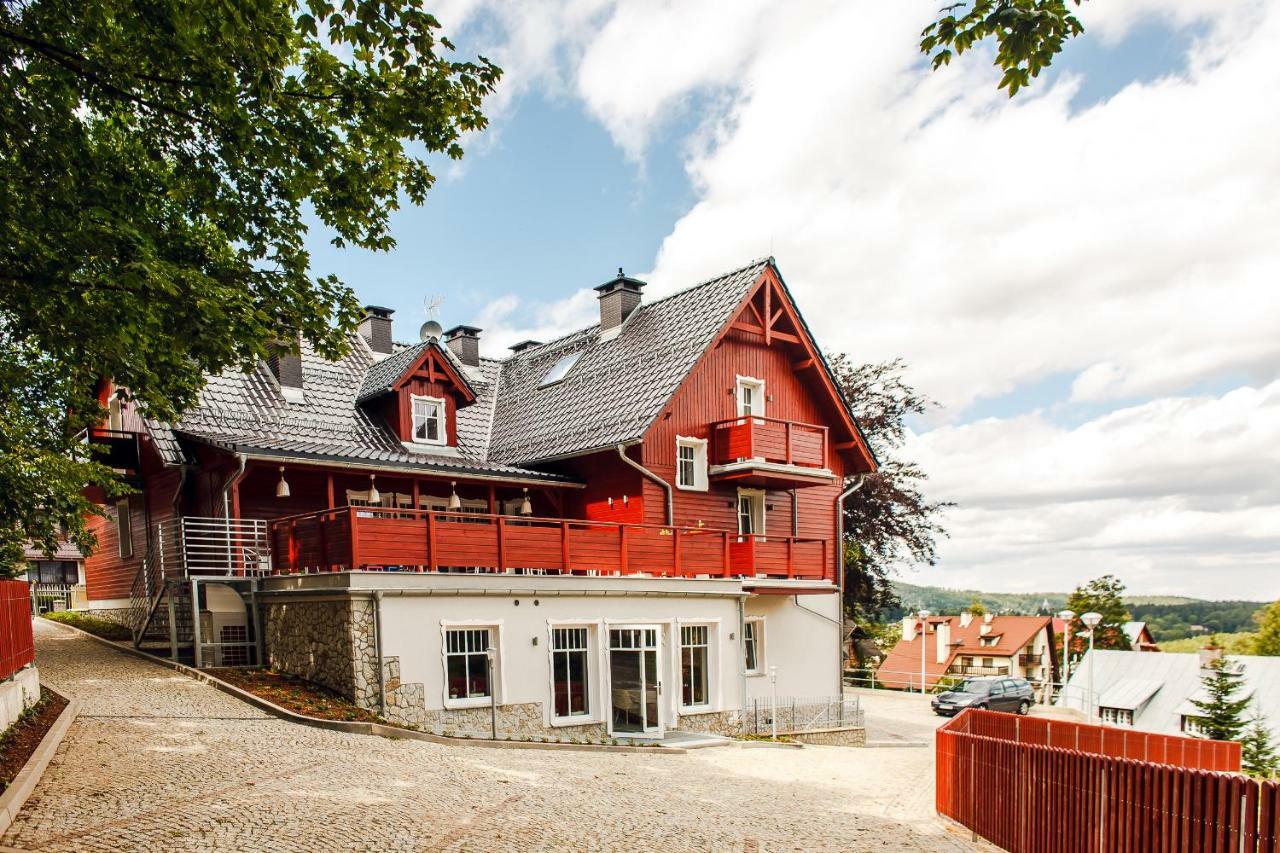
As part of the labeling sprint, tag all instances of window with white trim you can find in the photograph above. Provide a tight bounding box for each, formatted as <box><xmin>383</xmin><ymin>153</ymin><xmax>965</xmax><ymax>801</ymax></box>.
<box><xmin>744</xmin><ymin>618</ymin><xmax>764</xmax><ymax>674</ymax></box>
<box><xmin>1182</xmin><ymin>715</ymin><xmax>1208</xmax><ymax>738</ymax></box>
<box><xmin>411</xmin><ymin>395</ymin><xmax>446</xmax><ymax>445</ymax></box>
<box><xmin>116</xmin><ymin>499</ymin><xmax>133</xmax><ymax>558</ymax></box>
<box><xmin>737</xmin><ymin>490</ymin><xmax>765</xmax><ymax>537</ymax></box>
<box><xmin>444</xmin><ymin>627</ymin><xmax>494</xmax><ymax>702</ymax></box>
<box><xmin>1100</xmin><ymin>707</ymin><xmax>1133</xmax><ymax>727</ymax></box>
<box><xmin>736</xmin><ymin>376</ymin><xmax>765</xmax><ymax>417</ymax></box>
<box><xmin>551</xmin><ymin>627</ymin><xmax>590</xmax><ymax>719</ymax></box>
<box><xmin>675</xmin><ymin>436</ymin><xmax>708</xmax><ymax>491</ymax></box>
<box><xmin>681</xmin><ymin>624</ymin><xmax>711</xmax><ymax>708</ymax></box>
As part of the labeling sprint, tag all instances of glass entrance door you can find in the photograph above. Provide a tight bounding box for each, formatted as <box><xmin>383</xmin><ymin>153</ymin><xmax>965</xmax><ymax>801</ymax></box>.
<box><xmin>608</xmin><ymin>627</ymin><xmax>662</xmax><ymax>736</ymax></box>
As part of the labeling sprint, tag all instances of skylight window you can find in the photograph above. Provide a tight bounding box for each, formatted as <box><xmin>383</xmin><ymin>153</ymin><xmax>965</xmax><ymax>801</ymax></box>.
<box><xmin>540</xmin><ymin>351</ymin><xmax>582</xmax><ymax>387</ymax></box>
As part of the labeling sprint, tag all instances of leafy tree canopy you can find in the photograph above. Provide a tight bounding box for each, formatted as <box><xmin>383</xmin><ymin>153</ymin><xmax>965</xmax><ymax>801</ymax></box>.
<box><xmin>1252</xmin><ymin>600</ymin><xmax>1280</xmax><ymax>656</ymax></box>
<box><xmin>829</xmin><ymin>356</ymin><xmax>952</xmax><ymax>623</ymax></box>
<box><xmin>921</xmin><ymin>0</ymin><xmax>1087</xmax><ymax>96</ymax></box>
<box><xmin>0</xmin><ymin>0</ymin><xmax>500</xmax><ymax>570</ymax></box>
<box><xmin>1063</xmin><ymin>574</ymin><xmax>1132</xmax><ymax>655</ymax></box>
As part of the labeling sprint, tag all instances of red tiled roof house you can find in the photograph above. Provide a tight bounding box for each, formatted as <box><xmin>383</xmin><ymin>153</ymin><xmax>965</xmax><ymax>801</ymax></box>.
<box><xmin>877</xmin><ymin>613</ymin><xmax>1057</xmax><ymax>691</ymax></box>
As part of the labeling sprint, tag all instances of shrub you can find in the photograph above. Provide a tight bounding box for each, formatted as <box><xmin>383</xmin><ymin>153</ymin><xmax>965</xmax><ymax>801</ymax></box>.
<box><xmin>43</xmin><ymin>611</ymin><xmax>132</xmax><ymax>641</ymax></box>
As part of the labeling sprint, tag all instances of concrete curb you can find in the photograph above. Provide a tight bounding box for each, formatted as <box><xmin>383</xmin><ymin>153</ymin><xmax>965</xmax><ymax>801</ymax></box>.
<box><xmin>40</xmin><ymin>619</ymin><xmax>692</xmax><ymax>754</ymax></box>
<box><xmin>864</xmin><ymin>740</ymin><xmax>931</xmax><ymax>749</ymax></box>
<box><xmin>0</xmin><ymin>693</ymin><xmax>79</xmax><ymax>836</ymax></box>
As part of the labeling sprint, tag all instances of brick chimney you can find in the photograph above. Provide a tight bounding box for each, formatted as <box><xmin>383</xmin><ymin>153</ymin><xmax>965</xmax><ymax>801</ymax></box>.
<box><xmin>1199</xmin><ymin>645</ymin><xmax>1224</xmax><ymax>670</ymax></box>
<box><xmin>267</xmin><ymin>337</ymin><xmax>304</xmax><ymax>400</ymax></box>
<box><xmin>444</xmin><ymin>325</ymin><xmax>482</xmax><ymax>367</ymax></box>
<box><xmin>594</xmin><ymin>268</ymin><xmax>646</xmax><ymax>332</ymax></box>
<box><xmin>509</xmin><ymin>340</ymin><xmax>542</xmax><ymax>354</ymax></box>
<box><xmin>358</xmin><ymin>305</ymin><xmax>395</xmax><ymax>355</ymax></box>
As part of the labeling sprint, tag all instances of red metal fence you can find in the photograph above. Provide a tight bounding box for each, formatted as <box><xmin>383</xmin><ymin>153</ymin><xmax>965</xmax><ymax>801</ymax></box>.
<box><xmin>936</xmin><ymin>709</ymin><xmax>1280</xmax><ymax>852</ymax></box>
<box><xmin>0</xmin><ymin>579</ymin><xmax>35</xmax><ymax>682</ymax></box>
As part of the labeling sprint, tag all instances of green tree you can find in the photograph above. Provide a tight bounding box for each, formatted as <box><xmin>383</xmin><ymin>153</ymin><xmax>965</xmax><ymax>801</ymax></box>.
<box><xmin>0</xmin><ymin>0</ymin><xmax>500</xmax><ymax>570</ymax></box>
<box><xmin>1063</xmin><ymin>574</ymin><xmax>1132</xmax><ymax>658</ymax></box>
<box><xmin>1240</xmin><ymin>711</ymin><xmax>1278</xmax><ymax>780</ymax></box>
<box><xmin>967</xmin><ymin>596</ymin><xmax>987</xmax><ymax>618</ymax></box>
<box><xmin>829</xmin><ymin>357</ymin><xmax>952</xmax><ymax>624</ymax></box>
<box><xmin>920</xmin><ymin>1</ymin><xmax>1088</xmax><ymax>96</ymax></box>
<box><xmin>1252</xmin><ymin>601</ymin><xmax>1280</xmax><ymax>656</ymax></box>
<box><xmin>1189</xmin><ymin>657</ymin><xmax>1251</xmax><ymax>742</ymax></box>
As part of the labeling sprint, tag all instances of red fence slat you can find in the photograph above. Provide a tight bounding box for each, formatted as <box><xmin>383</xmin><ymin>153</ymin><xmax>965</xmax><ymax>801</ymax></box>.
<box><xmin>0</xmin><ymin>579</ymin><xmax>35</xmax><ymax>682</ymax></box>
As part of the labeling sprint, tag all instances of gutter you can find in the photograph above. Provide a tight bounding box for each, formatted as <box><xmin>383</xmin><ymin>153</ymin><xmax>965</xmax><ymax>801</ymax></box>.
<box><xmin>615</xmin><ymin>443</ymin><xmax>673</xmax><ymax>525</ymax></box>
<box><xmin>834</xmin><ymin>474</ymin><xmax>867</xmax><ymax>697</ymax></box>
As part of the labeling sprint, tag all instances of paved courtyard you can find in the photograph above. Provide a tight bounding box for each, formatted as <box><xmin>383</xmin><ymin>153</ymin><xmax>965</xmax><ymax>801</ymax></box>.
<box><xmin>3</xmin><ymin>621</ymin><xmax>980</xmax><ymax>851</ymax></box>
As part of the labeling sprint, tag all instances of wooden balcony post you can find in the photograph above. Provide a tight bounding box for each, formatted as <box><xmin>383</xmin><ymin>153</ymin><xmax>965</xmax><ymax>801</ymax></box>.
<box><xmin>673</xmin><ymin>527</ymin><xmax>681</xmax><ymax>577</ymax></box>
<box><xmin>722</xmin><ymin>531</ymin><xmax>731</xmax><ymax>577</ymax></box>
<box><xmin>784</xmin><ymin>421</ymin><xmax>793</xmax><ymax>465</ymax></box>
<box><xmin>561</xmin><ymin>521</ymin><xmax>570</xmax><ymax>572</ymax></box>
<box><xmin>786</xmin><ymin>537</ymin><xmax>795</xmax><ymax>578</ymax></box>
<box><xmin>348</xmin><ymin>507</ymin><xmax>360</xmax><ymax>570</ymax></box>
<box><xmin>317</xmin><ymin>512</ymin><xmax>328</xmax><ymax>571</ymax></box>
<box><xmin>496</xmin><ymin>516</ymin><xmax>506</xmax><ymax>573</ymax></box>
<box><xmin>427</xmin><ymin>511</ymin><xmax>437</xmax><ymax>572</ymax></box>
<box><xmin>619</xmin><ymin>524</ymin><xmax>628</xmax><ymax>574</ymax></box>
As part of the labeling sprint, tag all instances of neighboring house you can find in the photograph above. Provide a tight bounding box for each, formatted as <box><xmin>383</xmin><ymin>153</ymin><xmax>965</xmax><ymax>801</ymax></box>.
<box><xmin>1123</xmin><ymin>621</ymin><xmax>1159</xmax><ymax>651</ymax></box>
<box><xmin>23</xmin><ymin>538</ymin><xmax>86</xmax><ymax>613</ymax></box>
<box><xmin>1060</xmin><ymin>648</ymin><xmax>1280</xmax><ymax>747</ymax></box>
<box><xmin>79</xmin><ymin>258</ymin><xmax>878</xmax><ymax>739</ymax></box>
<box><xmin>876</xmin><ymin>613</ymin><xmax>1057</xmax><ymax>691</ymax></box>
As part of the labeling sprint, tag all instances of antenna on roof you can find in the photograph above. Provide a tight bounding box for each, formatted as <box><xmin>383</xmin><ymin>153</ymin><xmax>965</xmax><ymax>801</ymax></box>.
<box><xmin>419</xmin><ymin>294</ymin><xmax>444</xmax><ymax>341</ymax></box>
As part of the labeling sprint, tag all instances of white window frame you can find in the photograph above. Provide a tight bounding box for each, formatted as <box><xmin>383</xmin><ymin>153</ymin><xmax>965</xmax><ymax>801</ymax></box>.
<box><xmin>744</xmin><ymin>617</ymin><xmax>766</xmax><ymax>676</ymax></box>
<box><xmin>107</xmin><ymin>395</ymin><xmax>124</xmax><ymax>431</ymax></box>
<box><xmin>547</xmin><ymin>621</ymin><xmax>600</xmax><ymax>725</ymax></box>
<box><xmin>737</xmin><ymin>488</ymin><xmax>766</xmax><ymax>538</ymax></box>
<box><xmin>1100</xmin><ymin>707</ymin><xmax>1133</xmax><ymax>727</ymax></box>
<box><xmin>410</xmin><ymin>394</ymin><xmax>447</xmax><ymax>446</ymax></box>
<box><xmin>440</xmin><ymin>621</ymin><xmax>503</xmax><ymax>709</ymax></box>
<box><xmin>678</xmin><ymin>622</ymin><xmax>715</xmax><ymax>712</ymax></box>
<box><xmin>116</xmin><ymin>498</ymin><xmax>133</xmax><ymax>559</ymax></box>
<box><xmin>736</xmin><ymin>375</ymin><xmax>766</xmax><ymax>418</ymax></box>
<box><xmin>674</xmin><ymin>436</ymin><xmax>709</xmax><ymax>491</ymax></box>
<box><xmin>1182</xmin><ymin>715</ymin><xmax>1207</xmax><ymax>738</ymax></box>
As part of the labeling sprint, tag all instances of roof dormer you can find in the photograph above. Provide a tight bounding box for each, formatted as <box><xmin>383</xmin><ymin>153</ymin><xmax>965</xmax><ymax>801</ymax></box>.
<box><xmin>356</xmin><ymin>341</ymin><xmax>477</xmax><ymax>450</ymax></box>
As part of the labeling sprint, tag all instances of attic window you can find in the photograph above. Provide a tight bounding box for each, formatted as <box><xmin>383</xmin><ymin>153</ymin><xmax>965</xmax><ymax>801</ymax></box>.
<box><xmin>411</xmin><ymin>395</ymin><xmax>446</xmax><ymax>445</ymax></box>
<box><xmin>540</xmin><ymin>351</ymin><xmax>582</xmax><ymax>387</ymax></box>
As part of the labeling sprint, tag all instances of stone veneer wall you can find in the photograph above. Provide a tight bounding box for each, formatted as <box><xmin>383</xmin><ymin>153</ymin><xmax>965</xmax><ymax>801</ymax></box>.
<box><xmin>676</xmin><ymin>710</ymin><xmax>743</xmax><ymax>736</ymax></box>
<box><xmin>264</xmin><ymin>599</ymin><xmax>369</xmax><ymax>699</ymax></box>
<box><xmin>788</xmin><ymin>727</ymin><xmax>867</xmax><ymax>747</ymax></box>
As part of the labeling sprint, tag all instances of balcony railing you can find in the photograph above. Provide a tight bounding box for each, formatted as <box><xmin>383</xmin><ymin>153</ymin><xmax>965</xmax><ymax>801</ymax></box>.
<box><xmin>269</xmin><ymin>507</ymin><xmax>833</xmax><ymax>582</ymax></box>
<box><xmin>949</xmin><ymin>664</ymin><xmax>1011</xmax><ymax>677</ymax></box>
<box><xmin>710</xmin><ymin>416</ymin><xmax>828</xmax><ymax>468</ymax></box>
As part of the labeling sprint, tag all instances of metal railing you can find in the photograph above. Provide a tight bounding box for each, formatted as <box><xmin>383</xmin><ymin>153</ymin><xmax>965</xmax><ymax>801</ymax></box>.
<box><xmin>181</xmin><ymin>517</ymin><xmax>272</xmax><ymax>576</ymax></box>
<box><xmin>748</xmin><ymin>695</ymin><xmax>863</xmax><ymax>734</ymax></box>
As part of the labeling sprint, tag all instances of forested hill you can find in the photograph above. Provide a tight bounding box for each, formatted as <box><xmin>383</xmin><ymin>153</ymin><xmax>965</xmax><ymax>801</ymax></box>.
<box><xmin>889</xmin><ymin>582</ymin><xmax>1264</xmax><ymax>641</ymax></box>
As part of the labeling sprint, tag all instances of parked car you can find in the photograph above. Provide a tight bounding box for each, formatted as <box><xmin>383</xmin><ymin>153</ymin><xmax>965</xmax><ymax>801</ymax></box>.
<box><xmin>931</xmin><ymin>676</ymin><xmax>1035</xmax><ymax>717</ymax></box>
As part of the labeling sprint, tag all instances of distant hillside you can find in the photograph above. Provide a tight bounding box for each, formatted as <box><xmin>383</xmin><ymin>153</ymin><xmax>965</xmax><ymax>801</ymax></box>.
<box><xmin>888</xmin><ymin>582</ymin><xmax>1266</xmax><ymax>642</ymax></box>
<box><xmin>1159</xmin><ymin>632</ymin><xmax>1257</xmax><ymax>654</ymax></box>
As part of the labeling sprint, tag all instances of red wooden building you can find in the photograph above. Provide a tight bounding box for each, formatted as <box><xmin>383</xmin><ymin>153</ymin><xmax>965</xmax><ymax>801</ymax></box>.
<box><xmin>84</xmin><ymin>259</ymin><xmax>876</xmax><ymax>739</ymax></box>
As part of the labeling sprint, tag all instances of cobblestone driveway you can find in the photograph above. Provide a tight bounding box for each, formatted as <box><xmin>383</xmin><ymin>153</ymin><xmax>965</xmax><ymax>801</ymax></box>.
<box><xmin>3</xmin><ymin>621</ymin><xmax>979</xmax><ymax>852</ymax></box>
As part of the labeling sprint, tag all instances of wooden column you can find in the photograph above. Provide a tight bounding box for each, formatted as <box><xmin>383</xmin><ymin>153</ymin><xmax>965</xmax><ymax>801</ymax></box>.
<box><xmin>326</xmin><ymin>472</ymin><xmax>335</xmax><ymax>508</ymax></box>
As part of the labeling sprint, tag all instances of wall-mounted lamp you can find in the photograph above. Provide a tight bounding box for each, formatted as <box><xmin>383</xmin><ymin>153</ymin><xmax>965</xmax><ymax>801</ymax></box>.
<box><xmin>367</xmin><ymin>473</ymin><xmax>380</xmax><ymax>504</ymax></box>
<box><xmin>447</xmin><ymin>480</ymin><xmax>461</xmax><ymax>511</ymax></box>
<box><xmin>519</xmin><ymin>487</ymin><xmax>533</xmax><ymax>517</ymax></box>
<box><xmin>275</xmin><ymin>466</ymin><xmax>291</xmax><ymax>499</ymax></box>
<box><xmin>622</xmin><ymin>495</ymin><xmax>629</xmax><ymax>506</ymax></box>
<box><xmin>607</xmin><ymin>497</ymin><xmax>614</xmax><ymax>509</ymax></box>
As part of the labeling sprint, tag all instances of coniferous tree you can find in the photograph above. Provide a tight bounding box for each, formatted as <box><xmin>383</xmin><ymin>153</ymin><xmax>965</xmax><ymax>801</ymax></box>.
<box><xmin>1189</xmin><ymin>657</ymin><xmax>1251</xmax><ymax>742</ymax></box>
<box><xmin>1241</xmin><ymin>711</ymin><xmax>1278</xmax><ymax>780</ymax></box>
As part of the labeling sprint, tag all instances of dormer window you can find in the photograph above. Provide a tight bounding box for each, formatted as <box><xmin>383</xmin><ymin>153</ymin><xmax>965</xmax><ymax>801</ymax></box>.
<box><xmin>411</xmin><ymin>395</ymin><xmax>446</xmax><ymax>445</ymax></box>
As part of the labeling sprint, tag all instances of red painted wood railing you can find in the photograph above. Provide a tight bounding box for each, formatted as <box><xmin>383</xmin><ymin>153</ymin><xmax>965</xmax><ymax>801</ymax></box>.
<box><xmin>0</xmin><ymin>579</ymin><xmax>35</xmax><ymax>682</ymax></box>
<box><xmin>935</xmin><ymin>708</ymin><xmax>1271</xmax><ymax>852</ymax></box>
<box><xmin>269</xmin><ymin>507</ymin><xmax>832</xmax><ymax>581</ymax></box>
<box><xmin>710</xmin><ymin>415</ymin><xmax>828</xmax><ymax>468</ymax></box>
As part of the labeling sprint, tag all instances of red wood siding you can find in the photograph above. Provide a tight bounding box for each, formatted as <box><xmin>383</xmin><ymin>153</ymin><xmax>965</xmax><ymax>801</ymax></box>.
<box><xmin>559</xmin><ymin>451</ymin><xmax>644</xmax><ymax>524</ymax></box>
<box><xmin>394</xmin><ymin>378</ymin><xmax>458</xmax><ymax>446</ymax></box>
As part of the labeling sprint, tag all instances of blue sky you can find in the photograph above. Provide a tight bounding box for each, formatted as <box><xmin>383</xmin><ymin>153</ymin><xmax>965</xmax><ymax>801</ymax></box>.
<box><xmin>303</xmin><ymin>1</ymin><xmax>1280</xmax><ymax>599</ymax></box>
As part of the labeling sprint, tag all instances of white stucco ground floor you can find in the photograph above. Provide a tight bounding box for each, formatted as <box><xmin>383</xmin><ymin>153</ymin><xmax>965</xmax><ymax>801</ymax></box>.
<box><xmin>258</xmin><ymin>572</ymin><xmax>847</xmax><ymax>741</ymax></box>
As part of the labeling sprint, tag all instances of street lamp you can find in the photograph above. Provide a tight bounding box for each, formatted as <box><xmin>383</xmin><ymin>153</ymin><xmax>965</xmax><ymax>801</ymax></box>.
<box><xmin>1057</xmin><ymin>609</ymin><xmax>1075</xmax><ymax>688</ymax></box>
<box><xmin>769</xmin><ymin>665</ymin><xmax>779</xmax><ymax>741</ymax></box>
<box><xmin>917</xmin><ymin>609</ymin><xmax>931</xmax><ymax>695</ymax></box>
<box><xmin>1080</xmin><ymin>612</ymin><xmax>1102</xmax><ymax>723</ymax></box>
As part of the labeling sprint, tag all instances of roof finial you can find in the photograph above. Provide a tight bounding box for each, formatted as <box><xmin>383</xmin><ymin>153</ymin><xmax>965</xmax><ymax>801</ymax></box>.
<box><xmin>617</xmin><ymin>267</ymin><xmax>624</xmax><ymax>277</ymax></box>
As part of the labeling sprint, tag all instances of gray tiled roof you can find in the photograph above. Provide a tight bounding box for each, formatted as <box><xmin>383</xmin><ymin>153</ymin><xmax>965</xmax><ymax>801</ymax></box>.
<box><xmin>142</xmin><ymin>258</ymin><xmax>773</xmax><ymax>479</ymax></box>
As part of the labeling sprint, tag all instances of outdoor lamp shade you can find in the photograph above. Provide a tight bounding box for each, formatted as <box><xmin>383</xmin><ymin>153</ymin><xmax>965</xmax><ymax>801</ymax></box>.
<box><xmin>447</xmin><ymin>481</ymin><xmax>461</xmax><ymax>511</ymax></box>
<box><xmin>275</xmin><ymin>466</ymin><xmax>290</xmax><ymax>499</ymax></box>
<box><xmin>519</xmin><ymin>488</ymin><xmax>533</xmax><ymax>516</ymax></box>
<box><xmin>1057</xmin><ymin>609</ymin><xmax>1075</xmax><ymax>621</ymax></box>
<box><xmin>1081</xmin><ymin>611</ymin><xmax>1102</xmax><ymax>629</ymax></box>
<box><xmin>368</xmin><ymin>474</ymin><xmax>380</xmax><ymax>504</ymax></box>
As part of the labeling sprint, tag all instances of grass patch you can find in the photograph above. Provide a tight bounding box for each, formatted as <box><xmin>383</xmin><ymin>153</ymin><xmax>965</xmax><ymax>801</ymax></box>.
<box><xmin>0</xmin><ymin>687</ymin><xmax>69</xmax><ymax>794</ymax></box>
<box><xmin>207</xmin><ymin>668</ymin><xmax>382</xmax><ymax>723</ymax></box>
<box><xmin>1159</xmin><ymin>632</ymin><xmax>1257</xmax><ymax>654</ymax></box>
<box><xmin>734</xmin><ymin>732</ymin><xmax>797</xmax><ymax>743</ymax></box>
<box><xmin>43</xmin><ymin>610</ymin><xmax>132</xmax><ymax>641</ymax></box>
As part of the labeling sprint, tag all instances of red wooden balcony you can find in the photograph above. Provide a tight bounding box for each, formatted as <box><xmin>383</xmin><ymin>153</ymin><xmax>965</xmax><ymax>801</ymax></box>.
<box><xmin>709</xmin><ymin>416</ymin><xmax>832</xmax><ymax>486</ymax></box>
<box><xmin>268</xmin><ymin>507</ymin><xmax>833</xmax><ymax>583</ymax></box>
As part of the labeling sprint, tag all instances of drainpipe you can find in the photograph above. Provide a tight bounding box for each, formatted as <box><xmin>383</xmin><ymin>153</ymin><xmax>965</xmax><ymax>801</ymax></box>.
<box><xmin>834</xmin><ymin>474</ymin><xmax>867</xmax><ymax>698</ymax></box>
<box><xmin>615</xmin><ymin>443</ymin><xmax>673</xmax><ymax>525</ymax></box>
<box><xmin>221</xmin><ymin>453</ymin><xmax>248</xmax><ymax>574</ymax></box>
<box><xmin>374</xmin><ymin>590</ymin><xmax>387</xmax><ymax>718</ymax></box>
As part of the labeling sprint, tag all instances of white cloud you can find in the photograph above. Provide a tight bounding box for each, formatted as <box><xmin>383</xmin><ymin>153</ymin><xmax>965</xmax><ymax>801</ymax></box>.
<box><xmin>911</xmin><ymin>382</ymin><xmax>1280</xmax><ymax>598</ymax></box>
<box><xmin>473</xmin><ymin>288</ymin><xmax>598</xmax><ymax>356</ymax></box>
